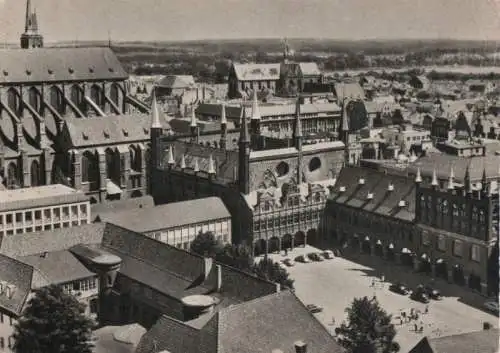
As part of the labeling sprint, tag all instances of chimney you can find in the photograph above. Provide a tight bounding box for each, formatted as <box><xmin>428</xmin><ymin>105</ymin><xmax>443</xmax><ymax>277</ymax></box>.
<box><xmin>203</xmin><ymin>257</ymin><xmax>213</xmax><ymax>280</ymax></box>
<box><xmin>6</xmin><ymin>284</ymin><xmax>16</xmax><ymax>299</ymax></box>
<box><xmin>294</xmin><ymin>341</ymin><xmax>307</xmax><ymax>353</ymax></box>
<box><xmin>215</xmin><ymin>264</ymin><xmax>222</xmax><ymax>292</ymax></box>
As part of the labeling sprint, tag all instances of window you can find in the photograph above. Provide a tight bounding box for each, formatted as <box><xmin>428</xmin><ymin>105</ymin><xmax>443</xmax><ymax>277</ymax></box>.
<box><xmin>15</xmin><ymin>213</ymin><xmax>22</xmax><ymax>223</ymax></box>
<box><xmin>50</xmin><ymin>86</ymin><xmax>64</xmax><ymax>114</ymax></box>
<box><xmin>110</xmin><ymin>83</ymin><xmax>120</xmax><ymax>106</ymax></box>
<box><xmin>471</xmin><ymin>244</ymin><xmax>480</xmax><ymax>262</ymax></box>
<box><xmin>28</xmin><ymin>87</ymin><xmax>40</xmax><ymax>113</ymax></box>
<box><xmin>0</xmin><ymin>337</ymin><xmax>4</xmax><ymax>349</ymax></box>
<box><xmin>0</xmin><ymin>313</ymin><xmax>3</xmax><ymax>323</ymax></box>
<box><xmin>6</xmin><ymin>214</ymin><xmax>12</xmax><ymax>224</ymax></box>
<box><xmin>143</xmin><ymin>287</ymin><xmax>153</xmax><ymax>299</ymax></box>
<box><xmin>437</xmin><ymin>235</ymin><xmax>446</xmax><ymax>251</ymax></box>
<box><xmin>30</xmin><ymin>160</ymin><xmax>41</xmax><ymax>187</ymax></box>
<box><xmin>35</xmin><ymin>210</ymin><xmax>41</xmax><ymax>220</ymax></box>
<box><xmin>7</xmin><ymin>336</ymin><xmax>13</xmax><ymax>349</ymax></box>
<box><xmin>453</xmin><ymin>240</ymin><xmax>462</xmax><ymax>257</ymax></box>
<box><xmin>7</xmin><ymin>88</ymin><xmax>19</xmax><ymax>115</ymax></box>
<box><xmin>25</xmin><ymin>212</ymin><xmax>32</xmax><ymax>222</ymax></box>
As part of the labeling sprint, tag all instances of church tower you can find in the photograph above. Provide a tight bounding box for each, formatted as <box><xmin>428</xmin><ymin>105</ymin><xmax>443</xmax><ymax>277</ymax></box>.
<box><xmin>20</xmin><ymin>0</ymin><xmax>44</xmax><ymax>49</ymax></box>
<box><xmin>238</xmin><ymin>105</ymin><xmax>250</xmax><ymax>194</ymax></box>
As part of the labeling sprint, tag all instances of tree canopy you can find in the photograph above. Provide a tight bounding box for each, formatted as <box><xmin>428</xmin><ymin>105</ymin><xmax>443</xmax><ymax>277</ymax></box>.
<box><xmin>252</xmin><ymin>257</ymin><xmax>294</xmax><ymax>290</ymax></box>
<box><xmin>190</xmin><ymin>231</ymin><xmax>223</xmax><ymax>258</ymax></box>
<box><xmin>13</xmin><ymin>284</ymin><xmax>95</xmax><ymax>353</ymax></box>
<box><xmin>335</xmin><ymin>296</ymin><xmax>399</xmax><ymax>353</ymax></box>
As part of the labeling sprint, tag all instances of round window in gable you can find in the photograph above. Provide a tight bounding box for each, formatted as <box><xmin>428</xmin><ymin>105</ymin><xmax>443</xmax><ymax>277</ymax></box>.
<box><xmin>309</xmin><ymin>157</ymin><xmax>321</xmax><ymax>172</ymax></box>
<box><xmin>276</xmin><ymin>161</ymin><xmax>290</xmax><ymax>177</ymax></box>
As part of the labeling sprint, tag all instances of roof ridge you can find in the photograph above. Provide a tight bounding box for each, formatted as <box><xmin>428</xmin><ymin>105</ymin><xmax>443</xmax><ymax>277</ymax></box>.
<box><xmin>220</xmin><ymin>290</ymin><xmax>287</xmax><ymax>314</ymax></box>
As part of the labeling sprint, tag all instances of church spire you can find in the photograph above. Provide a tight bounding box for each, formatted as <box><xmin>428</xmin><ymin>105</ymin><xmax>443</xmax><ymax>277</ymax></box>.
<box><xmin>220</xmin><ymin>102</ymin><xmax>227</xmax><ymax>150</ymax></box>
<box><xmin>239</xmin><ymin>104</ymin><xmax>249</xmax><ymax>144</ymax></box>
<box><xmin>464</xmin><ymin>163</ymin><xmax>472</xmax><ymax>193</ymax></box>
<box><xmin>293</xmin><ymin>97</ymin><xmax>303</xmax><ymax>144</ymax></box>
<box><xmin>431</xmin><ymin>167</ymin><xmax>438</xmax><ymax>187</ymax></box>
<box><xmin>21</xmin><ymin>0</ymin><xmax>43</xmax><ymax>49</ymax></box>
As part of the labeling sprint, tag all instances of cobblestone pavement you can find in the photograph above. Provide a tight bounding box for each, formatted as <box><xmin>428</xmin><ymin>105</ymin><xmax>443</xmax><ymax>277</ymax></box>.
<box><xmin>259</xmin><ymin>245</ymin><xmax>499</xmax><ymax>353</ymax></box>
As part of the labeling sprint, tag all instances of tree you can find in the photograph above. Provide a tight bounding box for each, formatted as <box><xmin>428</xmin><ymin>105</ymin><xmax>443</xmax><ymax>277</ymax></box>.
<box><xmin>252</xmin><ymin>257</ymin><xmax>294</xmax><ymax>290</ymax></box>
<box><xmin>216</xmin><ymin>244</ymin><xmax>253</xmax><ymax>272</ymax></box>
<box><xmin>190</xmin><ymin>231</ymin><xmax>223</xmax><ymax>258</ymax></box>
<box><xmin>335</xmin><ymin>296</ymin><xmax>399</xmax><ymax>353</ymax></box>
<box><xmin>13</xmin><ymin>284</ymin><xmax>94</xmax><ymax>353</ymax></box>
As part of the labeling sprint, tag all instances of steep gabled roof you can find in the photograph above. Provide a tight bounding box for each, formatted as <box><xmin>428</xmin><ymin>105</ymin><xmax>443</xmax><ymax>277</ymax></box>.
<box><xmin>158</xmin><ymin>75</ymin><xmax>196</xmax><ymax>89</ymax></box>
<box><xmin>330</xmin><ymin>166</ymin><xmax>416</xmax><ymax>221</ymax></box>
<box><xmin>0</xmin><ymin>254</ymin><xmax>33</xmax><ymax>316</ymax></box>
<box><xmin>232</xmin><ymin>63</ymin><xmax>281</xmax><ymax>81</ymax></box>
<box><xmin>0</xmin><ymin>48</ymin><xmax>127</xmax><ymax>83</ymax></box>
<box><xmin>409</xmin><ymin>329</ymin><xmax>499</xmax><ymax>353</ymax></box>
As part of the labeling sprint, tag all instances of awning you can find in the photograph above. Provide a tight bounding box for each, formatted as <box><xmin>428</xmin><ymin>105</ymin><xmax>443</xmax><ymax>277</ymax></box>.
<box><xmin>376</xmin><ymin>240</ymin><xmax>382</xmax><ymax>245</ymax></box>
<box><xmin>106</xmin><ymin>180</ymin><xmax>122</xmax><ymax>195</ymax></box>
<box><xmin>364</xmin><ymin>236</ymin><xmax>370</xmax><ymax>242</ymax></box>
<box><xmin>401</xmin><ymin>248</ymin><xmax>411</xmax><ymax>254</ymax></box>
<box><xmin>353</xmin><ymin>234</ymin><xmax>359</xmax><ymax>238</ymax></box>
<box><xmin>388</xmin><ymin>243</ymin><xmax>394</xmax><ymax>249</ymax></box>
<box><xmin>436</xmin><ymin>258</ymin><xmax>444</xmax><ymax>264</ymax></box>
<box><xmin>421</xmin><ymin>253</ymin><xmax>428</xmax><ymax>260</ymax></box>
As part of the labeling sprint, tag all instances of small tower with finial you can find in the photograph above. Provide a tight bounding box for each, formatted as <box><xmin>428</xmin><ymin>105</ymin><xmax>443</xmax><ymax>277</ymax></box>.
<box><xmin>238</xmin><ymin>104</ymin><xmax>250</xmax><ymax>194</ymax></box>
<box><xmin>293</xmin><ymin>97</ymin><xmax>303</xmax><ymax>184</ymax></box>
<box><xmin>219</xmin><ymin>103</ymin><xmax>227</xmax><ymax>150</ymax></box>
<box><xmin>190</xmin><ymin>105</ymin><xmax>199</xmax><ymax>144</ymax></box>
<box><xmin>20</xmin><ymin>0</ymin><xmax>44</xmax><ymax>49</ymax></box>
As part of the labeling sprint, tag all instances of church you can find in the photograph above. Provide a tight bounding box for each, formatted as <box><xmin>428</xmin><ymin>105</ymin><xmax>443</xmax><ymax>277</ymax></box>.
<box><xmin>0</xmin><ymin>0</ymin><xmax>159</xmax><ymax>202</ymax></box>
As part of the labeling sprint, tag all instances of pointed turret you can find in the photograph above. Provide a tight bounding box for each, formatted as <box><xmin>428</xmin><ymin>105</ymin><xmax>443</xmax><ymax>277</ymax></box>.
<box><xmin>193</xmin><ymin>158</ymin><xmax>199</xmax><ymax>173</ymax></box>
<box><xmin>464</xmin><ymin>163</ymin><xmax>472</xmax><ymax>193</ymax></box>
<box><xmin>431</xmin><ymin>168</ymin><xmax>438</xmax><ymax>187</ymax></box>
<box><xmin>238</xmin><ymin>104</ymin><xmax>250</xmax><ymax>194</ymax></box>
<box><xmin>415</xmin><ymin>167</ymin><xmax>422</xmax><ymax>183</ymax></box>
<box><xmin>251</xmin><ymin>90</ymin><xmax>261</xmax><ymax>121</ymax></box>
<box><xmin>481</xmin><ymin>167</ymin><xmax>487</xmax><ymax>188</ymax></box>
<box><xmin>220</xmin><ymin>103</ymin><xmax>227</xmax><ymax>150</ymax></box>
<box><xmin>208</xmin><ymin>155</ymin><xmax>216</xmax><ymax>175</ymax></box>
<box><xmin>190</xmin><ymin>105</ymin><xmax>198</xmax><ymax>144</ymax></box>
<box><xmin>167</xmin><ymin>147</ymin><xmax>175</xmax><ymax>166</ymax></box>
<box><xmin>447</xmin><ymin>166</ymin><xmax>454</xmax><ymax>190</ymax></box>
<box><xmin>239</xmin><ymin>105</ymin><xmax>250</xmax><ymax>144</ymax></box>
<box><xmin>151</xmin><ymin>90</ymin><xmax>162</xmax><ymax>129</ymax></box>
<box><xmin>180</xmin><ymin>154</ymin><xmax>186</xmax><ymax>170</ymax></box>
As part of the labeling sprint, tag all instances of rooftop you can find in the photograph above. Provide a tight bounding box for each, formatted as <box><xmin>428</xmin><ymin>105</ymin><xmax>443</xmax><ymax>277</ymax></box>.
<box><xmin>0</xmin><ymin>184</ymin><xmax>88</xmax><ymax>212</ymax></box>
<box><xmin>232</xmin><ymin>63</ymin><xmax>281</xmax><ymax>81</ymax></box>
<box><xmin>99</xmin><ymin>197</ymin><xmax>230</xmax><ymax>233</ymax></box>
<box><xmin>0</xmin><ymin>47</ymin><xmax>127</xmax><ymax>83</ymax></box>
<box><xmin>409</xmin><ymin>329</ymin><xmax>499</xmax><ymax>353</ymax></box>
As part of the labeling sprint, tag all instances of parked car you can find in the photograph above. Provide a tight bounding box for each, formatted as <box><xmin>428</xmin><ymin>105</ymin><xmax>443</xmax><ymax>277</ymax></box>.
<box><xmin>295</xmin><ymin>255</ymin><xmax>311</xmax><ymax>263</ymax></box>
<box><xmin>410</xmin><ymin>285</ymin><xmax>430</xmax><ymax>303</ymax></box>
<box><xmin>307</xmin><ymin>252</ymin><xmax>324</xmax><ymax>262</ymax></box>
<box><xmin>306</xmin><ymin>304</ymin><xmax>323</xmax><ymax>314</ymax></box>
<box><xmin>389</xmin><ymin>282</ymin><xmax>409</xmax><ymax>295</ymax></box>
<box><xmin>423</xmin><ymin>285</ymin><xmax>442</xmax><ymax>300</ymax></box>
<box><xmin>283</xmin><ymin>258</ymin><xmax>295</xmax><ymax>267</ymax></box>
<box><xmin>483</xmin><ymin>301</ymin><xmax>499</xmax><ymax>314</ymax></box>
<box><xmin>323</xmin><ymin>250</ymin><xmax>335</xmax><ymax>259</ymax></box>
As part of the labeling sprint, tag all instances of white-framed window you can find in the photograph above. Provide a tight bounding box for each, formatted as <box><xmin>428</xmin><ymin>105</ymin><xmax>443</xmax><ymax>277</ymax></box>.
<box><xmin>437</xmin><ymin>235</ymin><xmax>446</xmax><ymax>251</ymax></box>
<box><xmin>471</xmin><ymin>244</ymin><xmax>481</xmax><ymax>262</ymax></box>
<box><xmin>453</xmin><ymin>240</ymin><xmax>462</xmax><ymax>257</ymax></box>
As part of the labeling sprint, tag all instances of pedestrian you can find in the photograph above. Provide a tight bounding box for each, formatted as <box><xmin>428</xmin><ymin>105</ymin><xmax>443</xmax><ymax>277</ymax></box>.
<box><xmin>410</xmin><ymin>308</ymin><xmax>414</xmax><ymax>316</ymax></box>
<box><xmin>425</xmin><ymin>305</ymin><xmax>429</xmax><ymax>314</ymax></box>
<box><xmin>371</xmin><ymin>279</ymin><xmax>375</xmax><ymax>287</ymax></box>
<box><xmin>400</xmin><ymin>318</ymin><xmax>403</xmax><ymax>325</ymax></box>
<box><xmin>285</xmin><ymin>248</ymin><xmax>288</xmax><ymax>256</ymax></box>
<box><xmin>414</xmin><ymin>323</ymin><xmax>418</xmax><ymax>332</ymax></box>
<box><xmin>332</xmin><ymin>317</ymin><xmax>335</xmax><ymax>326</ymax></box>
<box><xmin>415</xmin><ymin>313</ymin><xmax>419</xmax><ymax>321</ymax></box>
<box><xmin>381</xmin><ymin>274</ymin><xmax>385</xmax><ymax>282</ymax></box>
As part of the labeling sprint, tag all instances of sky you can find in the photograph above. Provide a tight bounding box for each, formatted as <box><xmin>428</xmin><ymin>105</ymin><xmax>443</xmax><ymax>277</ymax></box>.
<box><xmin>0</xmin><ymin>0</ymin><xmax>500</xmax><ymax>43</ymax></box>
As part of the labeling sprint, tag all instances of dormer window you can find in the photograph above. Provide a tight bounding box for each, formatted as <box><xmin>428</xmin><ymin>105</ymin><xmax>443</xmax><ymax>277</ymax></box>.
<box><xmin>82</xmin><ymin>132</ymin><xmax>89</xmax><ymax>140</ymax></box>
<box><xmin>122</xmin><ymin>129</ymin><xmax>129</xmax><ymax>137</ymax></box>
<box><xmin>143</xmin><ymin>128</ymin><xmax>149</xmax><ymax>135</ymax></box>
<box><xmin>6</xmin><ymin>284</ymin><xmax>15</xmax><ymax>299</ymax></box>
<box><xmin>103</xmin><ymin>131</ymin><xmax>110</xmax><ymax>139</ymax></box>
<box><xmin>388</xmin><ymin>183</ymin><xmax>394</xmax><ymax>191</ymax></box>
<box><xmin>48</xmin><ymin>69</ymin><xmax>53</xmax><ymax>74</ymax></box>
<box><xmin>89</xmin><ymin>67</ymin><xmax>95</xmax><ymax>73</ymax></box>
<box><xmin>359</xmin><ymin>178</ymin><xmax>365</xmax><ymax>185</ymax></box>
<box><xmin>339</xmin><ymin>186</ymin><xmax>346</xmax><ymax>192</ymax></box>
<box><xmin>2</xmin><ymin>70</ymin><xmax>8</xmax><ymax>76</ymax></box>
<box><xmin>399</xmin><ymin>200</ymin><xmax>406</xmax><ymax>207</ymax></box>
<box><xmin>367</xmin><ymin>193</ymin><xmax>374</xmax><ymax>200</ymax></box>
<box><xmin>108</xmin><ymin>67</ymin><xmax>115</xmax><ymax>72</ymax></box>
<box><xmin>68</xmin><ymin>67</ymin><xmax>74</xmax><ymax>74</ymax></box>
<box><xmin>26</xmin><ymin>69</ymin><xmax>32</xmax><ymax>76</ymax></box>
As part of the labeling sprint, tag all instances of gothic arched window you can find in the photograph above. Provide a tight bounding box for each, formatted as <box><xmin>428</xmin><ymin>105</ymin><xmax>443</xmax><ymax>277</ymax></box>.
<box><xmin>30</xmin><ymin>160</ymin><xmax>41</xmax><ymax>187</ymax></box>
<box><xmin>7</xmin><ymin>88</ymin><xmax>19</xmax><ymax>116</ymax></box>
<box><xmin>81</xmin><ymin>151</ymin><xmax>99</xmax><ymax>191</ymax></box>
<box><xmin>28</xmin><ymin>87</ymin><xmax>40</xmax><ymax>113</ymax></box>
<box><xmin>110</xmin><ymin>83</ymin><xmax>120</xmax><ymax>107</ymax></box>
<box><xmin>50</xmin><ymin>86</ymin><xmax>65</xmax><ymax>114</ymax></box>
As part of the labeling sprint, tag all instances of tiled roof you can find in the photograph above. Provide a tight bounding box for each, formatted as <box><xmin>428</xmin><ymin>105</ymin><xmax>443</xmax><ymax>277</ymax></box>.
<box><xmin>168</xmin><ymin>118</ymin><xmax>236</xmax><ymax>134</ymax></box>
<box><xmin>0</xmin><ymin>184</ymin><xmax>88</xmax><ymax>212</ymax></box>
<box><xmin>408</xmin><ymin>154</ymin><xmax>500</xmax><ymax>181</ymax></box>
<box><xmin>219</xmin><ymin>290</ymin><xmax>342</xmax><ymax>353</ymax></box>
<box><xmin>17</xmin><ymin>250</ymin><xmax>95</xmax><ymax>288</ymax></box>
<box><xmin>0</xmin><ymin>48</ymin><xmax>127</xmax><ymax>83</ymax></box>
<box><xmin>100</xmin><ymin>197</ymin><xmax>230</xmax><ymax>233</ymax></box>
<box><xmin>0</xmin><ymin>254</ymin><xmax>33</xmax><ymax>316</ymax></box>
<box><xmin>409</xmin><ymin>329</ymin><xmax>499</xmax><ymax>353</ymax></box>
<box><xmin>250</xmin><ymin>141</ymin><xmax>345</xmax><ymax>160</ymax></box>
<box><xmin>65</xmin><ymin>113</ymin><xmax>168</xmax><ymax>147</ymax></box>
<box><xmin>0</xmin><ymin>223</ymin><xmax>107</xmax><ymax>257</ymax></box>
<box><xmin>232</xmin><ymin>63</ymin><xmax>281</xmax><ymax>81</ymax></box>
<box><xmin>298</xmin><ymin>62</ymin><xmax>321</xmax><ymax>76</ymax></box>
<box><xmin>330</xmin><ymin>166</ymin><xmax>416</xmax><ymax>221</ymax></box>
<box><xmin>91</xmin><ymin>195</ymin><xmax>155</xmax><ymax>221</ymax></box>
<box><xmin>157</xmin><ymin>75</ymin><xmax>196</xmax><ymax>89</ymax></box>
<box><xmin>334</xmin><ymin>82</ymin><xmax>365</xmax><ymax>101</ymax></box>
<box><xmin>136</xmin><ymin>291</ymin><xmax>342</xmax><ymax>353</ymax></box>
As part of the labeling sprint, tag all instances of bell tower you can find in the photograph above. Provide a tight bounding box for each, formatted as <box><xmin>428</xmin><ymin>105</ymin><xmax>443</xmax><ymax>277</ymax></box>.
<box><xmin>20</xmin><ymin>0</ymin><xmax>44</xmax><ymax>49</ymax></box>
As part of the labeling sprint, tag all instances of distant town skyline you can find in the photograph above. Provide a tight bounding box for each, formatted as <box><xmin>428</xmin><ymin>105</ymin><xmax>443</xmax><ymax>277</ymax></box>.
<box><xmin>1</xmin><ymin>0</ymin><xmax>500</xmax><ymax>44</ymax></box>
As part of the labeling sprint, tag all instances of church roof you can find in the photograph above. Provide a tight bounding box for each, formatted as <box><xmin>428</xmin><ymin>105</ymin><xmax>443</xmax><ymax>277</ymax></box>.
<box><xmin>333</xmin><ymin>82</ymin><xmax>365</xmax><ymax>101</ymax></box>
<box><xmin>232</xmin><ymin>63</ymin><xmax>281</xmax><ymax>81</ymax></box>
<box><xmin>0</xmin><ymin>47</ymin><xmax>128</xmax><ymax>83</ymax></box>
<box><xmin>64</xmin><ymin>113</ymin><xmax>168</xmax><ymax>147</ymax></box>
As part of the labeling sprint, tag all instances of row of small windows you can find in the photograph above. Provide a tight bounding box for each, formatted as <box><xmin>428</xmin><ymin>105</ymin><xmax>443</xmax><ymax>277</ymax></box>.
<box><xmin>3</xmin><ymin>84</ymin><xmax>121</xmax><ymax>116</ymax></box>
<box><xmin>254</xmin><ymin>210</ymin><xmax>321</xmax><ymax>231</ymax></box>
<box><xmin>61</xmin><ymin>277</ymin><xmax>97</xmax><ymax>293</ymax></box>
